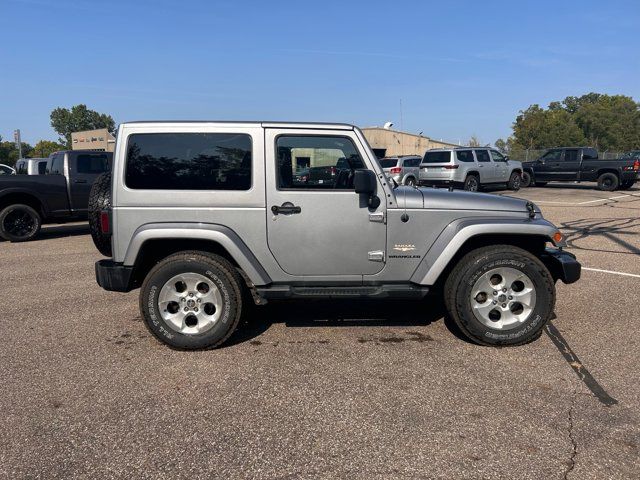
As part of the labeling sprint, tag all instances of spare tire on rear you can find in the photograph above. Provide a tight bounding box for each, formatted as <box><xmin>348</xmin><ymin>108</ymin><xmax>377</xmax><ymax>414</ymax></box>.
<box><xmin>88</xmin><ymin>172</ymin><xmax>112</xmax><ymax>256</ymax></box>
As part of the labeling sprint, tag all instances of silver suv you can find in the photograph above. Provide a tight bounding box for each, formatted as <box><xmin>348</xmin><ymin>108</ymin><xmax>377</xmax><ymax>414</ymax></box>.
<box><xmin>419</xmin><ymin>148</ymin><xmax>523</xmax><ymax>191</ymax></box>
<box><xmin>379</xmin><ymin>155</ymin><xmax>421</xmax><ymax>186</ymax></box>
<box><xmin>91</xmin><ymin>121</ymin><xmax>579</xmax><ymax>350</ymax></box>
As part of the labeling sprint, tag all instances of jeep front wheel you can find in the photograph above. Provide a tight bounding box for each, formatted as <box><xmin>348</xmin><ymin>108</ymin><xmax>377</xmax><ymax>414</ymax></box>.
<box><xmin>444</xmin><ymin>245</ymin><xmax>555</xmax><ymax>346</ymax></box>
<box><xmin>140</xmin><ymin>251</ymin><xmax>244</xmax><ymax>349</ymax></box>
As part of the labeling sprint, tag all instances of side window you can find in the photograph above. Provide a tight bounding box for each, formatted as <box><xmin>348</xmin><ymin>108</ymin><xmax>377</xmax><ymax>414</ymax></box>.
<box><xmin>125</xmin><ymin>133</ymin><xmax>252</xmax><ymax>190</ymax></box>
<box><xmin>16</xmin><ymin>161</ymin><xmax>27</xmax><ymax>174</ymax></box>
<box><xmin>38</xmin><ymin>161</ymin><xmax>47</xmax><ymax>175</ymax></box>
<box><xmin>474</xmin><ymin>150</ymin><xmax>490</xmax><ymax>162</ymax></box>
<box><xmin>582</xmin><ymin>148</ymin><xmax>598</xmax><ymax>160</ymax></box>
<box><xmin>276</xmin><ymin>135</ymin><xmax>364</xmax><ymax>189</ymax></box>
<box><xmin>541</xmin><ymin>149</ymin><xmax>562</xmax><ymax>161</ymax></box>
<box><xmin>407</xmin><ymin>157</ymin><xmax>421</xmax><ymax>167</ymax></box>
<box><xmin>564</xmin><ymin>149</ymin><xmax>579</xmax><ymax>162</ymax></box>
<box><xmin>490</xmin><ymin>150</ymin><xmax>506</xmax><ymax>162</ymax></box>
<box><xmin>77</xmin><ymin>154</ymin><xmax>110</xmax><ymax>174</ymax></box>
<box><xmin>48</xmin><ymin>154</ymin><xmax>65</xmax><ymax>174</ymax></box>
<box><xmin>456</xmin><ymin>150</ymin><xmax>475</xmax><ymax>163</ymax></box>
<box><xmin>0</xmin><ymin>165</ymin><xmax>13</xmax><ymax>175</ymax></box>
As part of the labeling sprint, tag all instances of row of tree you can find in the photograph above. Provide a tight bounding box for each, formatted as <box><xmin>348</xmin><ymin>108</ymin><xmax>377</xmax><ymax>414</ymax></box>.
<box><xmin>495</xmin><ymin>93</ymin><xmax>640</xmax><ymax>156</ymax></box>
<box><xmin>0</xmin><ymin>104</ymin><xmax>115</xmax><ymax>167</ymax></box>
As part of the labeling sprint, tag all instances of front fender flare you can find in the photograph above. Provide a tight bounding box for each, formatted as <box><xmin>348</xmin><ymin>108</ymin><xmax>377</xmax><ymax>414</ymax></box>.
<box><xmin>410</xmin><ymin>217</ymin><xmax>561</xmax><ymax>285</ymax></box>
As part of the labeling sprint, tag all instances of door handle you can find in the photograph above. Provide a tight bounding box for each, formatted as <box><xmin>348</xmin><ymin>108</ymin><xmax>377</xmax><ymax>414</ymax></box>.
<box><xmin>73</xmin><ymin>179</ymin><xmax>87</xmax><ymax>184</ymax></box>
<box><xmin>271</xmin><ymin>203</ymin><xmax>301</xmax><ymax>215</ymax></box>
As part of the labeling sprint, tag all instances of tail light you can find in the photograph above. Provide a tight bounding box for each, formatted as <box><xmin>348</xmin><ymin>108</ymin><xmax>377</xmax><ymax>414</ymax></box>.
<box><xmin>100</xmin><ymin>211</ymin><xmax>111</xmax><ymax>234</ymax></box>
<box><xmin>390</xmin><ymin>167</ymin><xmax>402</xmax><ymax>174</ymax></box>
<box><xmin>330</xmin><ymin>166</ymin><xmax>337</xmax><ymax>176</ymax></box>
<box><xmin>634</xmin><ymin>159</ymin><xmax>639</xmax><ymax>171</ymax></box>
<box><xmin>443</xmin><ymin>165</ymin><xmax>459</xmax><ymax>169</ymax></box>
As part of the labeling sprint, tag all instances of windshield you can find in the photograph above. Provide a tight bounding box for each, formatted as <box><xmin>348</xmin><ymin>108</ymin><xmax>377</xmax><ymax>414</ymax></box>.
<box><xmin>379</xmin><ymin>159</ymin><xmax>398</xmax><ymax>168</ymax></box>
<box><xmin>422</xmin><ymin>151</ymin><xmax>451</xmax><ymax>164</ymax></box>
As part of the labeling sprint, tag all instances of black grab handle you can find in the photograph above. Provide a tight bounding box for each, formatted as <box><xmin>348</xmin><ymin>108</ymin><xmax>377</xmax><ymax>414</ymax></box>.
<box><xmin>271</xmin><ymin>204</ymin><xmax>301</xmax><ymax>215</ymax></box>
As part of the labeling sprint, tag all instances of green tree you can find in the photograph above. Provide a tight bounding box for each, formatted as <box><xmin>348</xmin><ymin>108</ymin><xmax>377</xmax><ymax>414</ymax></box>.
<box><xmin>468</xmin><ymin>135</ymin><xmax>482</xmax><ymax>147</ymax></box>
<box><xmin>31</xmin><ymin>140</ymin><xmax>65</xmax><ymax>158</ymax></box>
<box><xmin>50</xmin><ymin>104</ymin><xmax>115</xmax><ymax>148</ymax></box>
<box><xmin>0</xmin><ymin>137</ymin><xmax>33</xmax><ymax>166</ymax></box>
<box><xmin>505</xmin><ymin>93</ymin><xmax>640</xmax><ymax>153</ymax></box>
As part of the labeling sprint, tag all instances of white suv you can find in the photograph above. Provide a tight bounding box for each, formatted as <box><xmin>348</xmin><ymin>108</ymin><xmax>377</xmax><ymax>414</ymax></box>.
<box><xmin>418</xmin><ymin>148</ymin><xmax>523</xmax><ymax>191</ymax></box>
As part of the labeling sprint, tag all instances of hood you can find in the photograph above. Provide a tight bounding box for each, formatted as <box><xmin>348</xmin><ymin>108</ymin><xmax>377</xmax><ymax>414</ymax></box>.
<box><xmin>394</xmin><ymin>186</ymin><xmax>539</xmax><ymax>214</ymax></box>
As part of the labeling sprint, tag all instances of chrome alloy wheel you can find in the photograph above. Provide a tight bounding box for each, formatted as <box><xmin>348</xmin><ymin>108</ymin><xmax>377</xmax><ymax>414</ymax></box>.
<box><xmin>158</xmin><ymin>273</ymin><xmax>223</xmax><ymax>335</ymax></box>
<box><xmin>470</xmin><ymin>267</ymin><xmax>537</xmax><ymax>330</ymax></box>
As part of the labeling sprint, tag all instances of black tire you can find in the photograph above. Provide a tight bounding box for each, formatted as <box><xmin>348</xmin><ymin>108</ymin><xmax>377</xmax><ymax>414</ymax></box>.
<box><xmin>139</xmin><ymin>251</ymin><xmax>244</xmax><ymax>350</ymax></box>
<box><xmin>404</xmin><ymin>177</ymin><xmax>416</xmax><ymax>187</ymax></box>
<box><xmin>507</xmin><ymin>172</ymin><xmax>521</xmax><ymax>191</ymax></box>
<box><xmin>521</xmin><ymin>171</ymin><xmax>532</xmax><ymax>188</ymax></box>
<box><xmin>0</xmin><ymin>204</ymin><xmax>42</xmax><ymax>242</ymax></box>
<box><xmin>463</xmin><ymin>174</ymin><xmax>480</xmax><ymax>192</ymax></box>
<box><xmin>88</xmin><ymin>172</ymin><xmax>112</xmax><ymax>256</ymax></box>
<box><xmin>618</xmin><ymin>180</ymin><xmax>635</xmax><ymax>191</ymax></box>
<box><xmin>444</xmin><ymin>245</ymin><xmax>555</xmax><ymax>347</ymax></box>
<box><xmin>597</xmin><ymin>172</ymin><xmax>619</xmax><ymax>191</ymax></box>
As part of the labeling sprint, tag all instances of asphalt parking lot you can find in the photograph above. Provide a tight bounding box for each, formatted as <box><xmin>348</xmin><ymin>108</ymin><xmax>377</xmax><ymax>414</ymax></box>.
<box><xmin>1</xmin><ymin>184</ymin><xmax>639</xmax><ymax>479</ymax></box>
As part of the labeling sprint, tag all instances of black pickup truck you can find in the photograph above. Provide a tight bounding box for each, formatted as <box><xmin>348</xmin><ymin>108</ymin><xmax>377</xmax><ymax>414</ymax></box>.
<box><xmin>0</xmin><ymin>150</ymin><xmax>111</xmax><ymax>242</ymax></box>
<box><xmin>521</xmin><ymin>147</ymin><xmax>639</xmax><ymax>191</ymax></box>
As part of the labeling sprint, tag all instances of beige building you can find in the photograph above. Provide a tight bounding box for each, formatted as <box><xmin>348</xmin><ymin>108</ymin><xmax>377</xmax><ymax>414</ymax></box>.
<box><xmin>71</xmin><ymin>128</ymin><xmax>116</xmax><ymax>152</ymax></box>
<box><xmin>362</xmin><ymin>127</ymin><xmax>457</xmax><ymax>158</ymax></box>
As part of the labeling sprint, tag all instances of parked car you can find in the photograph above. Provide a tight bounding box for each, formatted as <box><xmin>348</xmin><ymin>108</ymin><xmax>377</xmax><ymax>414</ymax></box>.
<box><xmin>91</xmin><ymin>121</ymin><xmax>579</xmax><ymax>350</ymax></box>
<box><xmin>307</xmin><ymin>156</ymin><xmax>365</xmax><ymax>187</ymax></box>
<box><xmin>380</xmin><ymin>155</ymin><xmax>421</xmax><ymax>186</ymax></box>
<box><xmin>0</xmin><ymin>164</ymin><xmax>16</xmax><ymax>175</ymax></box>
<box><xmin>292</xmin><ymin>168</ymin><xmax>310</xmax><ymax>186</ymax></box>
<box><xmin>418</xmin><ymin>147</ymin><xmax>523</xmax><ymax>191</ymax></box>
<box><xmin>0</xmin><ymin>150</ymin><xmax>111</xmax><ymax>242</ymax></box>
<box><xmin>14</xmin><ymin>157</ymin><xmax>49</xmax><ymax>175</ymax></box>
<box><xmin>521</xmin><ymin>147</ymin><xmax>639</xmax><ymax>191</ymax></box>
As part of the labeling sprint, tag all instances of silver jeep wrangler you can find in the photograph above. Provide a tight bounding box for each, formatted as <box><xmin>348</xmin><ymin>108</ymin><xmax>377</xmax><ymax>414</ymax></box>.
<box><xmin>92</xmin><ymin>121</ymin><xmax>580</xmax><ymax>350</ymax></box>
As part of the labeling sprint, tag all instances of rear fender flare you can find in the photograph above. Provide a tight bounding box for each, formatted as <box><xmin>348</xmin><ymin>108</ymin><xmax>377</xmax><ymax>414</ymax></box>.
<box><xmin>124</xmin><ymin>223</ymin><xmax>272</xmax><ymax>286</ymax></box>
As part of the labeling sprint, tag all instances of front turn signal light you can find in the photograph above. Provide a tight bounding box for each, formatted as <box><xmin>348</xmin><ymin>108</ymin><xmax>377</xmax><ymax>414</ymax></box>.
<box><xmin>553</xmin><ymin>231</ymin><xmax>563</xmax><ymax>244</ymax></box>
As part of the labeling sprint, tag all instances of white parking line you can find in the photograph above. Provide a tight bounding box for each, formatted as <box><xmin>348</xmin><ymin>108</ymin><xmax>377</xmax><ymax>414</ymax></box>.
<box><xmin>534</xmin><ymin>194</ymin><xmax>637</xmax><ymax>205</ymax></box>
<box><xmin>582</xmin><ymin>267</ymin><xmax>640</xmax><ymax>279</ymax></box>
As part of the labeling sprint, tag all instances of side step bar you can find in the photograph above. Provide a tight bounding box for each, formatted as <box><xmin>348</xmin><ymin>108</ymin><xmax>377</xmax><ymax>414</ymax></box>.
<box><xmin>255</xmin><ymin>284</ymin><xmax>429</xmax><ymax>300</ymax></box>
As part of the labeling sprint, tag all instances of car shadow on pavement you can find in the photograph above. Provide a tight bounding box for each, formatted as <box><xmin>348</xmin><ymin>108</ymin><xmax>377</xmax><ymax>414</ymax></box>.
<box><xmin>38</xmin><ymin>223</ymin><xmax>90</xmax><ymax>240</ymax></box>
<box><xmin>225</xmin><ymin>297</ymin><xmax>459</xmax><ymax>348</ymax></box>
<box><xmin>560</xmin><ymin>217</ymin><xmax>640</xmax><ymax>256</ymax></box>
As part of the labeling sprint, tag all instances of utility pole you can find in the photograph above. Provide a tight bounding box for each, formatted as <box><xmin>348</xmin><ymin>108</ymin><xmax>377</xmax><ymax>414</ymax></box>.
<box><xmin>14</xmin><ymin>129</ymin><xmax>22</xmax><ymax>159</ymax></box>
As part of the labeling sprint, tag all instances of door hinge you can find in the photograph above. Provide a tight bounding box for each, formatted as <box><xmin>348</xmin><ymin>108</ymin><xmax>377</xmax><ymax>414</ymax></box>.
<box><xmin>368</xmin><ymin>250</ymin><xmax>385</xmax><ymax>262</ymax></box>
<box><xmin>369</xmin><ymin>212</ymin><xmax>385</xmax><ymax>223</ymax></box>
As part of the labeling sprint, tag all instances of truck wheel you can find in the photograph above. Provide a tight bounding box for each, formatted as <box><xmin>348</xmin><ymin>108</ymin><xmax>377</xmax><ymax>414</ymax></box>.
<box><xmin>404</xmin><ymin>177</ymin><xmax>416</xmax><ymax>187</ymax></box>
<box><xmin>0</xmin><ymin>204</ymin><xmax>42</xmax><ymax>242</ymax></box>
<box><xmin>463</xmin><ymin>175</ymin><xmax>479</xmax><ymax>192</ymax></box>
<box><xmin>521</xmin><ymin>171</ymin><xmax>532</xmax><ymax>188</ymax></box>
<box><xmin>619</xmin><ymin>180</ymin><xmax>635</xmax><ymax>190</ymax></box>
<box><xmin>88</xmin><ymin>172</ymin><xmax>112</xmax><ymax>256</ymax></box>
<box><xmin>597</xmin><ymin>172</ymin><xmax>619</xmax><ymax>191</ymax></box>
<box><xmin>139</xmin><ymin>251</ymin><xmax>244</xmax><ymax>350</ymax></box>
<box><xmin>507</xmin><ymin>172</ymin><xmax>521</xmax><ymax>191</ymax></box>
<box><xmin>444</xmin><ymin>245</ymin><xmax>555</xmax><ymax>347</ymax></box>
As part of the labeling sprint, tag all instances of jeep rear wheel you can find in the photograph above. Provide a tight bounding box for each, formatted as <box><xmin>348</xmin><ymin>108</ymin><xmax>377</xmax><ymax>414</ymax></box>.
<box><xmin>140</xmin><ymin>251</ymin><xmax>243</xmax><ymax>349</ymax></box>
<box><xmin>463</xmin><ymin>175</ymin><xmax>479</xmax><ymax>192</ymax></box>
<box><xmin>444</xmin><ymin>245</ymin><xmax>555</xmax><ymax>346</ymax></box>
<box><xmin>0</xmin><ymin>204</ymin><xmax>42</xmax><ymax>242</ymax></box>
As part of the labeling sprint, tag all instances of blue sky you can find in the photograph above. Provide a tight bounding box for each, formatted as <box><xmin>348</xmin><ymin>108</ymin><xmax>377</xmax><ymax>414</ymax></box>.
<box><xmin>1</xmin><ymin>0</ymin><xmax>639</xmax><ymax>146</ymax></box>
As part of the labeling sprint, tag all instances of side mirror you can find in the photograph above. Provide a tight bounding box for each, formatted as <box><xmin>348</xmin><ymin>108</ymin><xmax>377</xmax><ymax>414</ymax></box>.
<box><xmin>504</xmin><ymin>155</ymin><xmax>509</xmax><ymax>161</ymax></box>
<box><xmin>354</xmin><ymin>169</ymin><xmax>376</xmax><ymax>194</ymax></box>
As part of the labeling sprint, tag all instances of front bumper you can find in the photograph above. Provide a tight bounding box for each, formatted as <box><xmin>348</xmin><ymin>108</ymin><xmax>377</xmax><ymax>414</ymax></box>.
<box><xmin>540</xmin><ymin>249</ymin><xmax>581</xmax><ymax>284</ymax></box>
<box><xmin>95</xmin><ymin>260</ymin><xmax>134</xmax><ymax>292</ymax></box>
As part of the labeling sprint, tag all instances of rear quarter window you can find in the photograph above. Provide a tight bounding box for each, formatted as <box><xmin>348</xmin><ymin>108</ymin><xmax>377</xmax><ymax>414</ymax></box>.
<box><xmin>125</xmin><ymin>132</ymin><xmax>252</xmax><ymax>190</ymax></box>
<box><xmin>422</xmin><ymin>151</ymin><xmax>451</xmax><ymax>164</ymax></box>
<box><xmin>379</xmin><ymin>158</ymin><xmax>398</xmax><ymax>168</ymax></box>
